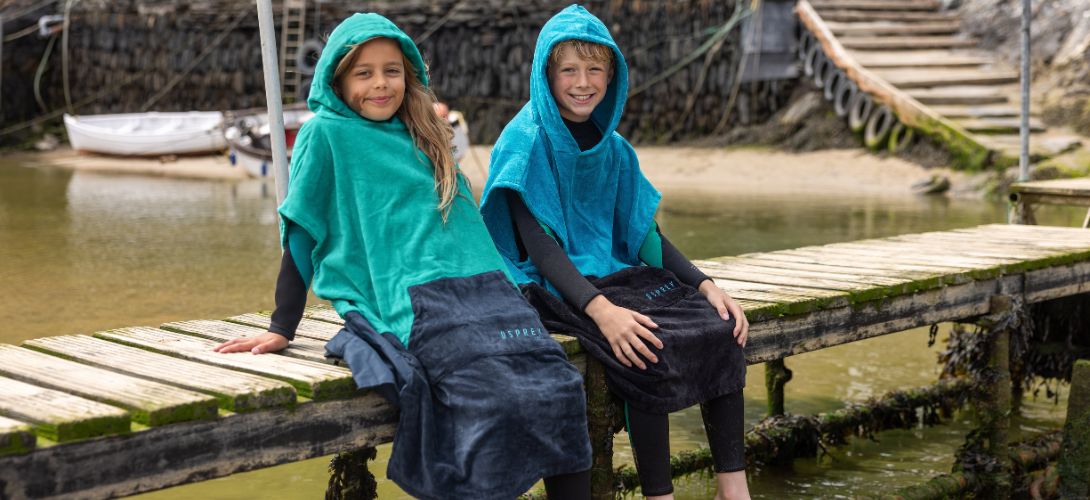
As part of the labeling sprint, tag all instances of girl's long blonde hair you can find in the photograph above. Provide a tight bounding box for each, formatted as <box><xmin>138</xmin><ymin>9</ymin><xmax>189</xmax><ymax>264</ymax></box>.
<box><xmin>334</xmin><ymin>41</ymin><xmax>459</xmax><ymax>219</ymax></box>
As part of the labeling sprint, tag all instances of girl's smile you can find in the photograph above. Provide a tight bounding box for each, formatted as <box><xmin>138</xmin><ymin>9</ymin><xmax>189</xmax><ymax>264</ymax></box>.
<box><xmin>337</xmin><ymin>38</ymin><xmax>406</xmax><ymax>121</ymax></box>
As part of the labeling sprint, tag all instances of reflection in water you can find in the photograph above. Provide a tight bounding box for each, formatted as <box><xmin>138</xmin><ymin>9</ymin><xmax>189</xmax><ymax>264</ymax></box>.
<box><xmin>0</xmin><ymin>161</ymin><xmax>1076</xmax><ymax>499</ymax></box>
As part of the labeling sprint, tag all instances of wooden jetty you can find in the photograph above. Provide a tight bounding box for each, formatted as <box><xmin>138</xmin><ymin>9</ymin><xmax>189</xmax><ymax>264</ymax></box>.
<box><xmin>2</xmin><ymin>223</ymin><xmax>1090</xmax><ymax>498</ymax></box>
<box><xmin>1010</xmin><ymin>177</ymin><xmax>1090</xmax><ymax>228</ymax></box>
<box><xmin>796</xmin><ymin>0</ymin><xmax>1084</xmax><ymax>168</ymax></box>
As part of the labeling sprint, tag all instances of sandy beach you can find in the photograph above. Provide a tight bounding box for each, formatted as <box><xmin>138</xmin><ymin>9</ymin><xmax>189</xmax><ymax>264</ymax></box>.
<box><xmin>13</xmin><ymin>144</ymin><xmax>979</xmax><ymax>198</ymax></box>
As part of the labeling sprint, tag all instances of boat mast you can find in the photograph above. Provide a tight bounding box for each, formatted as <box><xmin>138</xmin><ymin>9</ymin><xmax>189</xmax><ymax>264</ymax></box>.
<box><xmin>256</xmin><ymin>0</ymin><xmax>290</xmax><ymax>206</ymax></box>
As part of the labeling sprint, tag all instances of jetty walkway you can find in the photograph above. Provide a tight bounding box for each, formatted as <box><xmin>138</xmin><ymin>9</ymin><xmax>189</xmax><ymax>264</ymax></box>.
<box><xmin>797</xmin><ymin>0</ymin><xmax>1084</xmax><ymax>167</ymax></box>
<box><xmin>2</xmin><ymin>223</ymin><xmax>1090</xmax><ymax>498</ymax></box>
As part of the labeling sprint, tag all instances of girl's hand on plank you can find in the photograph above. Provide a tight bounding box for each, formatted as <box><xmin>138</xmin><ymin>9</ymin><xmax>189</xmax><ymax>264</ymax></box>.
<box><xmin>698</xmin><ymin>280</ymin><xmax>749</xmax><ymax>347</ymax></box>
<box><xmin>584</xmin><ymin>295</ymin><xmax>662</xmax><ymax>370</ymax></box>
<box><xmin>213</xmin><ymin>332</ymin><xmax>290</xmax><ymax>355</ymax></box>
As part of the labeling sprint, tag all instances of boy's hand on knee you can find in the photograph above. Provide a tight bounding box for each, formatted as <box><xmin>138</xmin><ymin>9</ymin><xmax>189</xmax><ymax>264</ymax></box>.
<box><xmin>213</xmin><ymin>332</ymin><xmax>290</xmax><ymax>355</ymax></box>
<box><xmin>584</xmin><ymin>295</ymin><xmax>662</xmax><ymax>370</ymax></box>
<box><xmin>698</xmin><ymin>280</ymin><xmax>749</xmax><ymax>347</ymax></box>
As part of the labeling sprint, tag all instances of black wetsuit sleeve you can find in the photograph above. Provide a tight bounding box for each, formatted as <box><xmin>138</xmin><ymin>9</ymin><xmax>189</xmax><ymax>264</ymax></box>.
<box><xmin>658</xmin><ymin>229</ymin><xmax>711</xmax><ymax>288</ymax></box>
<box><xmin>268</xmin><ymin>227</ymin><xmax>314</xmax><ymax>341</ymax></box>
<box><xmin>506</xmin><ymin>190</ymin><xmax>603</xmax><ymax>311</ymax></box>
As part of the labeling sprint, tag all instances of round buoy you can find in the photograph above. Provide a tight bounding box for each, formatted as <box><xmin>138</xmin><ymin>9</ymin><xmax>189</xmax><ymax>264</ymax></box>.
<box><xmin>848</xmin><ymin>93</ymin><xmax>874</xmax><ymax>133</ymax></box>
<box><xmin>803</xmin><ymin>44</ymin><xmax>822</xmax><ymax>77</ymax></box>
<box><xmin>295</xmin><ymin>39</ymin><xmax>325</xmax><ymax>76</ymax></box>
<box><xmin>863</xmin><ymin>105</ymin><xmax>895</xmax><ymax>150</ymax></box>
<box><xmin>833</xmin><ymin>79</ymin><xmax>857</xmax><ymax>118</ymax></box>
<box><xmin>823</xmin><ymin>69</ymin><xmax>842</xmax><ymax>101</ymax></box>
<box><xmin>887</xmin><ymin>121</ymin><xmax>916</xmax><ymax>153</ymax></box>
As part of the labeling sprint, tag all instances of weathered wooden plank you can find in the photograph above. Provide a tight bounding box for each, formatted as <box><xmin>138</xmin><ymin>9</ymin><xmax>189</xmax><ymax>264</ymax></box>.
<box><xmin>162</xmin><ymin>319</ymin><xmax>329</xmax><ymax>363</ymax></box>
<box><xmin>905</xmin><ymin>85</ymin><xmax>1011</xmax><ymax>105</ymax></box>
<box><xmin>774</xmin><ymin>244</ymin><xmax>999</xmax><ymax>270</ymax></box>
<box><xmin>908</xmin><ymin>229</ymin><xmax>1090</xmax><ymax>252</ymax></box>
<box><xmin>0</xmin><ymin>416</ymin><xmax>35</xmax><ymax>457</ymax></box>
<box><xmin>873</xmin><ymin>69</ymin><xmax>1019</xmax><ymax>88</ymax></box>
<box><xmin>0</xmin><ymin>375</ymin><xmax>130</xmax><ymax>443</ymax></box>
<box><xmin>836</xmin><ymin>239</ymin><xmax>1064</xmax><ymax>261</ymax></box>
<box><xmin>0</xmin><ymin>395</ymin><xmax>397</xmax><ymax>500</ymax></box>
<box><xmin>840</xmin><ymin>35</ymin><xmax>977</xmax><ymax>50</ymax></box>
<box><xmin>827</xmin><ymin>21</ymin><xmax>960</xmax><ymax>36</ymax></box>
<box><xmin>226</xmin><ymin>313</ymin><xmax>343</xmax><ymax>342</ymax></box>
<box><xmin>818</xmin><ymin>9</ymin><xmax>959</xmax><ymax>22</ymax></box>
<box><xmin>954</xmin><ymin>117</ymin><xmax>1045</xmax><ymax>133</ymax></box>
<box><xmin>304</xmin><ymin>304</ymin><xmax>344</xmax><ymax>325</ymax></box>
<box><xmin>697</xmin><ymin>259</ymin><xmax>918</xmax><ymax>286</ymax></box>
<box><xmin>929</xmin><ymin>104</ymin><xmax>1023</xmax><ymax>118</ymax></box>
<box><xmin>1024</xmin><ymin>260</ymin><xmax>1090</xmax><ymax>303</ymax></box>
<box><xmin>851</xmin><ymin>50</ymin><xmax>993</xmax><ymax>68</ymax></box>
<box><xmin>24</xmin><ymin>336</ymin><xmax>296</xmax><ymax>413</ymax></box>
<box><xmin>95</xmin><ymin>327</ymin><xmax>354</xmax><ymax>401</ymax></box>
<box><xmin>1010</xmin><ymin>178</ymin><xmax>1090</xmax><ymax>197</ymax></box>
<box><xmin>742</xmin><ymin>249</ymin><xmax>974</xmax><ymax>276</ymax></box>
<box><xmin>0</xmin><ymin>346</ymin><xmax>216</xmax><ymax>427</ymax></box>
<box><xmin>718</xmin><ymin>255</ymin><xmax>951</xmax><ymax>281</ymax></box>
<box><xmin>812</xmin><ymin>242</ymin><xmax>1022</xmax><ymax>266</ymax></box>
<box><xmin>811</xmin><ymin>0</ymin><xmax>941</xmax><ymax>11</ymax></box>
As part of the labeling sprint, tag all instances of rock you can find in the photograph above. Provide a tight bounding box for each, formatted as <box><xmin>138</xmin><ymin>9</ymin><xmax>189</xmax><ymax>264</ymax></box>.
<box><xmin>33</xmin><ymin>134</ymin><xmax>60</xmax><ymax>151</ymax></box>
<box><xmin>778</xmin><ymin>91</ymin><xmax>824</xmax><ymax>127</ymax></box>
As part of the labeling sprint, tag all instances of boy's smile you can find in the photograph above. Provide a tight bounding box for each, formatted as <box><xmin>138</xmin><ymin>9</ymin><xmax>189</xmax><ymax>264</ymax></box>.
<box><xmin>337</xmin><ymin>38</ymin><xmax>406</xmax><ymax>121</ymax></box>
<box><xmin>547</xmin><ymin>47</ymin><xmax>611</xmax><ymax>123</ymax></box>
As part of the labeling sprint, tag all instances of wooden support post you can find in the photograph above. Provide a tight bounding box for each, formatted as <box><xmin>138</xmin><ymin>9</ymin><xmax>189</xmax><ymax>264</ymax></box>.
<box><xmin>1058</xmin><ymin>359</ymin><xmax>1090</xmax><ymax>498</ymax></box>
<box><xmin>974</xmin><ymin>296</ymin><xmax>1014</xmax><ymax>498</ymax></box>
<box><xmin>765</xmin><ymin>358</ymin><xmax>792</xmax><ymax>417</ymax></box>
<box><xmin>585</xmin><ymin>356</ymin><xmax>624</xmax><ymax>500</ymax></box>
<box><xmin>325</xmin><ymin>447</ymin><xmax>378</xmax><ymax>500</ymax></box>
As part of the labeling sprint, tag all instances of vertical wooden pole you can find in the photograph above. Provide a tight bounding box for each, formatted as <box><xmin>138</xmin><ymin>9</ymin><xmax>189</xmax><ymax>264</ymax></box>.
<box><xmin>975</xmin><ymin>296</ymin><xmax>1013</xmax><ymax>498</ymax></box>
<box><xmin>1058</xmin><ymin>359</ymin><xmax>1090</xmax><ymax>498</ymax></box>
<box><xmin>585</xmin><ymin>356</ymin><xmax>623</xmax><ymax>499</ymax></box>
<box><xmin>765</xmin><ymin>359</ymin><xmax>792</xmax><ymax>417</ymax></box>
<box><xmin>325</xmin><ymin>447</ymin><xmax>378</xmax><ymax>500</ymax></box>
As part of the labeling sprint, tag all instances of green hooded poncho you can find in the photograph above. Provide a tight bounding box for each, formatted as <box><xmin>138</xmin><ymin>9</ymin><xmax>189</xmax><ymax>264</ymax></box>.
<box><xmin>278</xmin><ymin>13</ymin><xmax>511</xmax><ymax>346</ymax></box>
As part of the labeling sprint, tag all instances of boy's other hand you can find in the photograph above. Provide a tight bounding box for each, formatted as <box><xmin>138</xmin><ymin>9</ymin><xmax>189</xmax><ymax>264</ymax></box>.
<box><xmin>584</xmin><ymin>295</ymin><xmax>662</xmax><ymax>370</ymax></box>
<box><xmin>698</xmin><ymin>280</ymin><xmax>748</xmax><ymax>348</ymax></box>
<box><xmin>213</xmin><ymin>332</ymin><xmax>290</xmax><ymax>355</ymax></box>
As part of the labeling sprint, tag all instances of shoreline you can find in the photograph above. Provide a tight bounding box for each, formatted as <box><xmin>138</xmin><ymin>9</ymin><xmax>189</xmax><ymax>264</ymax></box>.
<box><xmin>7</xmin><ymin>144</ymin><xmax>985</xmax><ymax>198</ymax></box>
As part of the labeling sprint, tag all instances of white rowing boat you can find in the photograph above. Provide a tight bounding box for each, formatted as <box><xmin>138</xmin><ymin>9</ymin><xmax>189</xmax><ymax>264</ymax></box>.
<box><xmin>63</xmin><ymin>112</ymin><xmax>228</xmax><ymax>156</ymax></box>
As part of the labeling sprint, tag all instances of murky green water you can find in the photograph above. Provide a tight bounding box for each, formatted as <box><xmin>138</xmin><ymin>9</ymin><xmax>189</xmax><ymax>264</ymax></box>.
<box><xmin>0</xmin><ymin>159</ymin><xmax>1080</xmax><ymax>499</ymax></box>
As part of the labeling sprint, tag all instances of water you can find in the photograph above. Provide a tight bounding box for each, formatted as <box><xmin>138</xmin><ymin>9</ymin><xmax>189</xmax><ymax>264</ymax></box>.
<box><xmin>0</xmin><ymin>159</ymin><xmax>1079</xmax><ymax>498</ymax></box>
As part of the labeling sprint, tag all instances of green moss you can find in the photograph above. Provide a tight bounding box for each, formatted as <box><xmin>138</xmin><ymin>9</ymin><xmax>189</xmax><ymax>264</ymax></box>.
<box><xmin>0</xmin><ymin>426</ymin><xmax>36</xmax><ymax>456</ymax></box>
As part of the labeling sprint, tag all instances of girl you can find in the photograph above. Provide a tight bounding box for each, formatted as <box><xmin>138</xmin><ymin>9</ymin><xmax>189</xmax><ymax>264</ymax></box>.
<box><xmin>479</xmin><ymin>5</ymin><xmax>750</xmax><ymax>500</ymax></box>
<box><xmin>215</xmin><ymin>13</ymin><xmax>591</xmax><ymax>500</ymax></box>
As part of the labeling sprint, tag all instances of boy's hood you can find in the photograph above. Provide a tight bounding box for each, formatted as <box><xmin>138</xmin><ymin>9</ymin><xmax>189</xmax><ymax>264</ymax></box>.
<box><xmin>530</xmin><ymin>4</ymin><xmax>629</xmax><ymax>146</ymax></box>
<box><xmin>308</xmin><ymin>13</ymin><xmax>429</xmax><ymax>119</ymax></box>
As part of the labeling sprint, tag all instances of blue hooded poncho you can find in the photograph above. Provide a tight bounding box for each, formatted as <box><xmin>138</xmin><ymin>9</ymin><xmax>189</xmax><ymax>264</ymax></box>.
<box><xmin>279</xmin><ymin>13</ymin><xmax>512</xmax><ymax>347</ymax></box>
<box><xmin>480</xmin><ymin>4</ymin><xmax>662</xmax><ymax>293</ymax></box>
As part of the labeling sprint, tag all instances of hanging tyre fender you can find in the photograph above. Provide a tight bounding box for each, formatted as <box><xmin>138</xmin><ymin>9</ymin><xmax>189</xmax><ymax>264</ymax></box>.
<box><xmin>834</xmin><ymin>78</ymin><xmax>857</xmax><ymax>118</ymax></box>
<box><xmin>295</xmin><ymin>39</ymin><xmax>325</xmax><ymax>76</ymax></box>
<box><xmin>803</xmin><ymin>43</ymin><xmax>822</xmax><ymax>77</ymax></box>
<box><xmin>887</xmin><ymin>121</ymin><xmax>916</xmax><ymax>153</ymax></box>
<box><xmin>848</xmin><ymin>92</ymin><xmax>874</xmax><ymax>134</ymax></box>
<box><xmin>863</xmin><ymin>105</ymin><xmax>896</xmax><ymax>150</ymax></box>
<box><xmin>823</xmin><ymin>68</ymin><xmax>843</xmax><ymax>101</ymax></box>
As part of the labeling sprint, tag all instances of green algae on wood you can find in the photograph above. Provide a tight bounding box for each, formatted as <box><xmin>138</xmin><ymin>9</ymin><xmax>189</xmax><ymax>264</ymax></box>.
<box><xmin>1059</xmin><ymin>359</ymin><xmax>1090</xmax><ymax>497</ymax></box>
<box><xmin>0</xmin><ymin>415</ymin><xmax>36</xmax><ymax>456</ymax></box>
<box><xmin>0</xmin><ymin>375</ymin><xmax>130</xmax><ymax>442</ymax></box>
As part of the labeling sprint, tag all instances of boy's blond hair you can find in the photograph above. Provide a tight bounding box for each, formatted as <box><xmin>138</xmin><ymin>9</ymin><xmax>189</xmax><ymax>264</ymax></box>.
<box><xmin>548</xmin><ymin>39</ymin><xmax>614</xmax><ymax>73</ymax></box>
<box><xmin>334</xmin><ymin>42</ymin><xmax>460</xmax><ymax>220</ymax></box>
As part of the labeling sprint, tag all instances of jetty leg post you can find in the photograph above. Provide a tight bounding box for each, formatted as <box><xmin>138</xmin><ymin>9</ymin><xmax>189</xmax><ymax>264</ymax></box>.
<box><xmin>1058</xmin><ymin>359</ymin><xmax>1090</xmax><ymax>497</ymax></box>
<box><xmin>972</xmin><ymin>296</ymin><xmax>1014</xmax><ymax>498</ymax></box>
<box><xmin>585</xmin><ymin>356</ymin><xmax>623</xmax><ymax>499</ymax></box>
<box><xmin>765</xmin><ymin>358</ymin><xmax>792</xmax><ymax>417</ymax></box>
<box><xmin>325</xmin><ymin>447</ymin><xmax>378</xmax><ymax>500</ymax></box>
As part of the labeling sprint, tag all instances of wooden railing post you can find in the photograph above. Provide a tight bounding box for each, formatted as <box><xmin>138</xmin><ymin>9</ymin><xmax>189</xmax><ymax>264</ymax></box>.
<box><xmin>585</xmin><ymin>356</ymin><xmax>624</xmax><ymax>499</ymax></box>
<box><xmin>765</xmin><ymin>358</ymin><xmax>793</xmax><ymax>417</ymax></box>
<box><xmin>1058</xmin><ymin>359</ymin><xmax>1090</xmax><ymax>497</ymax></box>
<box><xmin>325</xmin><ymin>447</ymin><xmax>378</xmax><ymax>500</ymax></box>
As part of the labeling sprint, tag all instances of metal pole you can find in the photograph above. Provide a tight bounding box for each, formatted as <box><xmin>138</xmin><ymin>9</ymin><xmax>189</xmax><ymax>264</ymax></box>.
<box><xmin>1019</xmin><ymin>0</ymin><xmax>1031</xmax><ymax>183</ymax></box>
<box><xmin>256</xmin><ymin>0</ymin><xmax>291</xmax><ymax>206</ymax></box>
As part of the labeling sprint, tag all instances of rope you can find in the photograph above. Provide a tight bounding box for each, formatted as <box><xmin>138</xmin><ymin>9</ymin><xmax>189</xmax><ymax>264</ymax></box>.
<box><xmin>628</xmin><ymin>4</ymin><xmax>751</xmax><ymax>98</ymax></box>
<box><xmin>0</xmin><ymin>70</ymin><xmax>143</xmax><ymax>136</ymax></box>
<box><xmin>2</xmin><ymin>21</ymin><xmax>39</xmax><ymax>42</ymax></box>
<box><xmin>33</xmin><ymin>34</ymin><xmax>57</xmax><ymax>112</ymax></box>
<box><xmin>0</xmin><ymin>0</ymin><xmax>60</xmax><ymax>22</ymax></box>
<box><xmin>713</xmin><ymin>0</ymin><xmax>760</xmax><ymax>135</ymax></box>
<box><xmin>139</xmin><ymin>9</ymin><xmax>249</xmax><ymax>111</ymax></box>
<box><xmin>60</xmin><ymin>0</ymin><xmax>73</xmax><ymax>114</ymax></box>
<box><xmin>414</xmin><ymin>0</ymin><xmax>466</xmax><ymax>45</ymax></box>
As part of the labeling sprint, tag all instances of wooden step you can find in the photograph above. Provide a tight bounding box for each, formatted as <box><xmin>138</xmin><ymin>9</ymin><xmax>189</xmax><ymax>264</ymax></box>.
<box><xmin>24</xmin><ymin>335</ymin><xmax>297</xmax><ymax>413</ymax></box>
<box><xmin>873</xmin><ymin>68</ymin><xmax>1019</xmax><ymax>88</ymax></box>
<box><xmin>95</xmin><ymin>326</ymin><xmax>355</xmax><ymax>401</ymax></box>
<box><xmin>0</xmin><ymin>345</ymin><xmax>217</xmax><ymax>427</ymax></box>
<box><xmin>0</xmin><ymin>415</ymin><xmax>35</xmax><ymax>456</ymax></box>
<box><xmin>811</xmin><ymin>0</ymin><xmax>942</xmax><ymax>11</ymax></box>
<box><xmin>906</xmin><ymin>86</ymin><xmax>1011</xmax><ymax>105</ymax></box>
<box><xmin>929</xmin><ymin>104</ymin><xmax>1026</xmax><ymax>118</ymax></box>
<box><xmin>818</xmin><ymin>10</ymin><xmax>959</xmax><ymax>22</ymax></box>
<box><xmin>980</xmin><ymin>134</ymin><xmax>1083</xmax><ymax>158</ymax></box>
<box><xmin>0</xmin><ymin>375</ymin><xmax>130</xmax><ymax>443</ymax></box>
<box><xmin>954</xmin><ymin>117</ymin><xmax>1045</xmax><ymax>134</ymax></box>
<box><xmin>851</xmin><ymin>50</ymin><xmax>994</xmax><ymax>68</ymax></box>
<box><xmin>827</xmin><ymin>21</ymin><xmax>960</xmax><ymax>36</ymax></box>
<box><xmin>841</xmin><ymin>36</ymin><xmax>977</xmax><ymax>50</ymax></box>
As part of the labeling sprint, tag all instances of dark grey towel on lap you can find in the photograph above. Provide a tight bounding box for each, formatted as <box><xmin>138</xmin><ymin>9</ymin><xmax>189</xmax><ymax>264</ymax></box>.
<box><xmin>523</xmin><ymin>266</ymin><xmax>746</xmax><ymax>414</ymax></box>
<box><xmin>326</xmin><ymin>270</ymin><xmax>591</xmax><ymax>500</ymax></box>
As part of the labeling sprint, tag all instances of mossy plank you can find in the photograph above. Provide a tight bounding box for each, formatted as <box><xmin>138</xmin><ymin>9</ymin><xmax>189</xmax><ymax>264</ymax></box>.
<box><xmin>849</xmin><ymin>236</ymin><xmax>1067</xmax><ymax>260</ymax></box>
<box><xmin>0</xmin><ymin>345</ymin><xmax>215</xmax><ymax>427</ymax></box>
<box><xmin>697</xmin><ymin>259</ymin><xmax>916</xmax><ymax>287</ymax></box>
<box><xmin>908</xmin><ymin>231</ymin><xmax>1090</xmax><ymax>251</ymax></box>
<box><xmin>23</xmin><ymin>335</ymin><xmax>296</xmax><ymax>413</ymax></box>
<box><xmin>161</xmin><ymin>319</ymin><xmax>329</xmax><ymax>363</ymax></box>
<box><xmin>226</xmin><ymin>313</ymin><xmax>344</xmax><ymax>342</ymax></box>
<box><xmin>717</xmin><ymin>255</ymin><xmax>955</xmax><ymax>283</ymax></box>
<box><xmin>1023</xmin><ymin>260</ymin><xmax>1090</xmax><ymax>303</ymax></box>
<box><xmin>0</xmin><ymin>415</ymin><xmax>35</xmax><ymax>456</ymax></box>
<box><xmin>304</xmin><ymin>304</ymin><xmax>344</xmax><ymax>325</ymax></box>
<box><xmin>697</xmin><ymin>262</ymin><xmax>883</xmax><ymax>291</ymax></box>
<box><xmin>752</xmin><ymin>248</ymin><xmax>972</xmax><ymax>272</ymax></box>
<box><xmin>0</xmin><ymin>375</ymin><xmax>130</xmax><ymax>443</ymax></box>
<box><xmin>1010</xmin><ymin>177</ymin><xmax>1090</xmax><ymax>196</ymax></box>
<box><xmin>94</xmin><ymin>327</ymin><xmax>354</xmax><ymax>401</ymax></box>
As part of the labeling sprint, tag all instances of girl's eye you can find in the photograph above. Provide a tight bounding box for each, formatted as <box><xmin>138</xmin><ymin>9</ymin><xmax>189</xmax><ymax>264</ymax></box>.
<box><xmin>355</xmin><ymin>71</ymin><xmax>370</xmax><ymax>78</ymax></box>
<box><xmin>386</xmin><ymin>68</ymin><xmax>402</xmax><ymax>75</ymax></box>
